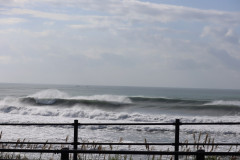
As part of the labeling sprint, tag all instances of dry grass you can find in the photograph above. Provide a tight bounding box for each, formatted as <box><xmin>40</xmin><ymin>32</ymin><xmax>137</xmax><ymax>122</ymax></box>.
<box><xmin>0</xmin><ymin>131</ymin><xmax>239</xmax><ymax>160</ymax></box>
<box><xmin>180</xmin><ymin>132</ymin><xmax>240</xmax><ymax>160</ymax></box>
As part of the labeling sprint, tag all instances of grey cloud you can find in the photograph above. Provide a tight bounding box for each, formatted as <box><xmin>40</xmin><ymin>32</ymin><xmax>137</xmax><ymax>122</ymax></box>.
<box><xmin>2</xmin><ymin>0</ymin><xmax>240</xmax><ymax>25</ymax></box>
<box><xmin>100</xmin><ymin>53</ymin><xmax>136</xmax><ymax>67</ymax></box>
<box><xmin>224</xmin><ymin>29</ymin><xmax>240</xmax><ymax>45</ymax></box>
<box><xmin>202</xmin><ymin>26</ymin><xmax>240</xmax><ymax>45</ymax></box>
<box><xmin>0</xmin><ymin>17</ymin><xmax>26</xmax><ymax>24</ymax></box>
<box><xmin>173</xmin><ymin>59</ymin><xmax>210</xmax><ymax>70</ymax></box>
<box><xmin>209</xmin><ymin>49</ymin><xmax>240</xmax><ymax>71</ymax></box>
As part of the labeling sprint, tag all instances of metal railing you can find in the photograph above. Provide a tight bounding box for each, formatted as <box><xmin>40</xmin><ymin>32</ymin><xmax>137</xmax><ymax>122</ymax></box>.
<box><xmin>0</xmin><ymin>119</ymin><xmax>240</xmax><ymax>160</ymax></box>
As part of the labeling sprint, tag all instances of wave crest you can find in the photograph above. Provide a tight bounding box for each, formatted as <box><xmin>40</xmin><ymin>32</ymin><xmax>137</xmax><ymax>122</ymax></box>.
<box><xmin>28</xmin><ymin>89</ymin><xmax>69</xmax><ymax>99</ymax></box>
<box><xmin>20</xmin><ymin>97</ymin><xmax>130</xmax><ymax>107</ymax></box>
<box><xmin>130</xmin><ymin>96</ymin><xmax>206</xmax><ymax>104</ymax></box>
<box><xmin>204</xmin><ymin>100</ymin><xmax>240</xmax><ymax>107</ymax></box>
<box><xmin>22</xmin><ymin>90</ymin><xmax>132</xmax><ymax>107</ymax></box>
<box><xmin>72</xmin><ymin>95</ymin><xmax>132</xmax><ymax>104</ymax></box>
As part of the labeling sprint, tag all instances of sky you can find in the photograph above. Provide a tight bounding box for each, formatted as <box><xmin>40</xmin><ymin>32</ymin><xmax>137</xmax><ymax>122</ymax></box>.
<box><xmin>0</xmin><ymin>0</ymin><xmax>240</xmax><ymax>89</ymax></box>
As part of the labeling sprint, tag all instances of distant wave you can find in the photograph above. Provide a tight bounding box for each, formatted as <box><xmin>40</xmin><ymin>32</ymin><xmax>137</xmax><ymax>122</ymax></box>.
<box><xmin>20</xmin><ymin>97</ymin><xmax>130</xmax><ymax>107</ymax></box>
<box><xmin>19</xmin><ymin>95</ymin><xmax>240</xmax><ymax>108</ymax></box>
<box><xmin>0</xmin><ymin>89</ymin><xmax>240</xmax><ymax>118</ymax></box>
<box><xmin>130</xmin><ymin>96</ymin><xmax>240</xmax><ymax>107</ymax></box>
<box><xmin>129</xmin><ymin>96</ymin><xmax>206</xmax><ymax>104</ymax></box>
<box><xmin>28</xmin><ymin>89</ymin><xmax>69</xmax><ymax>99</ymax></box>
<box><xmin>18</xmin><ymin>89</ymin><xmax>240</xmax><ymax>108</ymax></box>
<box><xmin>0</xmin><ymin>98</ymin><xmax>239</xmax><ymax>119</ymax></box>
<box><xmin>71</xmin><ymin>94</ymin><xmax>132</xmax><ymax>104</ymax></box>
<box><xmin>204</xmin><ymin>100</ymin><xmax>240</xmax><ymax>107</ymax></box>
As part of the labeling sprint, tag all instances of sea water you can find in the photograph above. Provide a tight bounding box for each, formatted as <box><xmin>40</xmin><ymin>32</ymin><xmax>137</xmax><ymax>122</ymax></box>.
<box><xmin>0</xmin><ymin>83</ymin><xmax>240</xmax><ymax>159</ymax></box>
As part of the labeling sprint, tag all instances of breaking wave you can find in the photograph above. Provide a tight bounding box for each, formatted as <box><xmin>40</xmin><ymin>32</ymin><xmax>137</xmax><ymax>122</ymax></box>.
<box><xmin>204</xmin><ymin>100</ymin><xmax>240</xmax><ymax>107</ymax></box>
<box><xmin>0</xmin><ymin>89</ymin><xmax>240</xmax><ymax>119</ymax></box>
<box><xmin>130</xmin><ymin>96</ymin><xmax>205</xmax><ymax>104</ymax></box>
<box><xmin>19</xmin><ymin>97</ymin><xmax>130</xmax><ymax>107</ymax></box>
<box><xmin>24</xmin><ymin>89</ymin><xmax>132</xmax><ymax>106</ymax></box>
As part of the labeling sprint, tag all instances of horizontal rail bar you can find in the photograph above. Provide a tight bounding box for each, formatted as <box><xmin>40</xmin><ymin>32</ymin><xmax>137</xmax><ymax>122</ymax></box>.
<box><xmin>0</xmin><ymin>142</ymin><xmax>173</xmax><ymax>146</ymax></box>
<box><xmin>78</xmin><ymin>123</ymin><xmax>175</xmax><ymax>125</ymax></box>
<box><xmin>1</xmin><ymin>141</ymin><xmax>239</xmax><ymax>146</ymax></box>
<box><xmin>76</xmin><ymin>143</ymin><xmax>240</xmax><ymax>146</ymax></box>
<box><xmin>182</xmin><ymin>122</ymin><xmax>240</xmax><ymax>125</ymax></box>
<box><xmin>0</xmin><ymin>123</ymin><xmax>73</xmax><ymax>126</ymax></box>
<box><xmin>64</xmin><ymin>150</ymin><xmax>240</xmax><ymax>156</ymax></box>
<box><xmin>0</xmin><ymin>123</ymin><xmax>173</xmax><ymax>126</ymax></box>
<box><xmin>0</xmin><ymin>122</ymin><xmax>240</xmax><ymax>126</ymax></box>
<box><xmin>180</xmin><ymin>143</ymin><xmax>240</xmax><ymax>146</ymax></box>
<box><xmin>0</xmin><ymin>149</ymin><xmax>240</xmax><ymax>156</ymax></box>
<box><xmin>78</xmin><ymin>142</ymin><xmax>240</xmax><ymax>146</ymax></box>
<box><xmin>0</xmin><ymin>123</ymin><xmax>174</xmax><ymax>126</ymax></box>
<box><xmin>0</xmin><ymin>142</ymin><xmax>73</xmax><ymax>145</ymax></box>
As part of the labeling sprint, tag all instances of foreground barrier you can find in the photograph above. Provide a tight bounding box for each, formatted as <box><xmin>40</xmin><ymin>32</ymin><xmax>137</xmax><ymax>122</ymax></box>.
<box><xmin>0</xmin><ymin>119</ymin><xmax>240</xmax><ymax>160</ymax></box>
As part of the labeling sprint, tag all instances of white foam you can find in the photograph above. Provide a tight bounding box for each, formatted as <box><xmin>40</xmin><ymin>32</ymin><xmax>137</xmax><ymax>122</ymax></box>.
<box><xmin>0</xmin><ymin>109</ymin><xmax>239</xmax><ymax>157</ymax></box>
<box><xmin>0</xmin><ymin>97</ymin><xmax>24</xmax><ymax>110</ymax></box>
<box><xmin>0</xmin><ymin>96</ymin><xmax>19</xmax><ymax>105</ymax></box>
<box><xmin>1</xmin><ymin>102</ymin><xmax>239</xmax><ymax>125</ymax></box>
<box><xmin>28</xmin><ymin>89</ymin><xmax>69</xmax><ymax>99</ymax></box>
<box><xmin>204</xmin><ymin>100</ymin><xmax>240</xmax><ymax>106</ymax></box>
<box><xmin>71</xmin><ymin>95</ymin><xmax>132</xmax><ymax>104</ymax></box>
<box><xmin>0</xmin><ymin>89</ymin><xmax>240</xmax><ymax>137</ymax></box>
<box><xmin>27</xmin><ymin>89</ymin><xmax>132</xmax><ymax>104</ymax></box>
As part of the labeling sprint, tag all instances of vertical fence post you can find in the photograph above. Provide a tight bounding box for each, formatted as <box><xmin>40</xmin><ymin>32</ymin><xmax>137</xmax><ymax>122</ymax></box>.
<box><xmin>196</xmin><ymin>149</ymin><xmax>205</xmax><ymax>160</ymax></box>
<box><xmin>175</xmin><ymin>119</ymin><xmax>180</xmax><ymax>160</ymax></box>
<box><xmin>61</xmin><ymin>148</ymin><xmax>69</xmax><ymax>160</ymax></box>
<box><xmin>73</xmin><ymin>120</ymin><xmax>78</xmax><ymax>160</ymax></box>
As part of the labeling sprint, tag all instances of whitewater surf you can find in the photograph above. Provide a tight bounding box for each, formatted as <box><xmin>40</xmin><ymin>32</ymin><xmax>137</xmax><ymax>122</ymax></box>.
<box><xmin>0</xmin><ymin>83</ymin><xmax>239</xmax><ymax>159</ymax></box>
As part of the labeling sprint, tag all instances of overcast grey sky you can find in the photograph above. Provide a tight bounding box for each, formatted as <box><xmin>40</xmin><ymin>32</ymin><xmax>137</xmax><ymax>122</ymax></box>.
<box><xmin>0</xmin><ymin>0</ymin><xmax>240</xmax><ymax>89</ymax></box>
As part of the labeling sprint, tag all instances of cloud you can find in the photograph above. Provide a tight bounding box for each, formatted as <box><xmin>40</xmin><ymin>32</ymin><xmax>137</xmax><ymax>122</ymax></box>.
<box><xmin>0</xmin><ymin>56</ymin><xmax>11</xmax><ymax>64</ymax></box>
<box><xmin>201</xmin><ymin>26</ymin><xmax>240</xmax><ymax>60</ymax></box>
<box><xmin>201</xmin><ymin>26</ymin><xmax>240</xmax><ymax>44</ymax></box>
<box><xmin>0</xmin><ymin>28</ymin><xmax>54</xmax><ymax>38</ymax></box>
<box><xmin>200</xmin><ymin>26</ymin><xmax>240</xmax><ymax>71</ymax></box>
<box><xmin>68</xmin><ymin>16</ymin><xmax>129</xmax><ymax>30</ymax></box>
<box><xmin>38</xmin><ymin>0</ymin><xmax>240</xmax><ymax>24</ymax></box>
<box><xmin>0</xmin><ymin>17</ymin><xmax>26</xmax><ymax>24</ymax></box>
<box><xmin>1</xmin><ymin>0</ymin><xmax>240</xmax><ymax>25</ymax></box>
<box><xmin>3</xmin><ymin>8</ymin><xmax>78</xmax><ymax>21</ymax></box>
<box><xmin>209</xmin><ymin>49</ymin><xmax>240</xmax><ymax>71</ymax></box>
<box><xmin>1</xmin><ymin>0</ymin><xmax>240</xmax><ymax>88</ymax></box>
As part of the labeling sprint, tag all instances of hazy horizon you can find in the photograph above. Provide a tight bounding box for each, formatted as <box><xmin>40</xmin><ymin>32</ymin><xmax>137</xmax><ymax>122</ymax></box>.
<box><xmin>1</xmin><ymin>82</ymin><xmax>240</xmax><ymax>91</ymax></box>
<box><xmin>1</xmin><ymin>0</ymin><xmax>240</xmax><ymax>89</ymax></box>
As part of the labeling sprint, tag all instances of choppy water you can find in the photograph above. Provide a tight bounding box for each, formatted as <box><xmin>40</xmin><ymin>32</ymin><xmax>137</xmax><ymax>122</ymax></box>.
<box><xmin>0</xmin><ymin>83</ymin><xmax>239</xmax><ymax>159</ymax></box>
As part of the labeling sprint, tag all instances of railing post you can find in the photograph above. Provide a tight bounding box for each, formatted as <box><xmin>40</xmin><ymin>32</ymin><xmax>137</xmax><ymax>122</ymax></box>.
<box><xmin>61</xmin><ymin>148</ymin><xmax>69</xmax><ymax>160</ymax></box>
<box><xmin>196</xmin><ymin>149</ymin><xmax>205</xmax><ymax>160</ymax></box>
<box><xmin>73</xmin><ymin>120</ymin><xmax>78</xmax><ymax>160</ymax></box>
<box><xmin>175</xmin><ymin>119</ymin><xmax>180</xmax><ymax>160</ymax></box>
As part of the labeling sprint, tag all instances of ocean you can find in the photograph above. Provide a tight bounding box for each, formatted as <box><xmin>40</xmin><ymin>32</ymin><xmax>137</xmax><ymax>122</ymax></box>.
<box><xmin>0</xmin><ymin>83</ymin><xmax>240</xmax><ymax>158</ymax></box>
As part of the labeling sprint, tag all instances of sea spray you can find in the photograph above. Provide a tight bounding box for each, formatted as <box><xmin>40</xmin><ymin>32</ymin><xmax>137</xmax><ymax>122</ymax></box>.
<box><xmin>0</xmin><ymin>84</ymin><xmax>240</xmax><ymax>155</ymax></box>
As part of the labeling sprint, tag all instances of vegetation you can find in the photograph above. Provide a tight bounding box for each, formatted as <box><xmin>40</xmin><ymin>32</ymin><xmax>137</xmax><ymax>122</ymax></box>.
<box><xmin>180</xmin><ymin>132</ymin><xmax>239</xmax><ymax>160</ymax></box>
<box><xmin>0</xmin><ymin>131</ymin><xmax>239</xmax><ymax>160</ymax></box>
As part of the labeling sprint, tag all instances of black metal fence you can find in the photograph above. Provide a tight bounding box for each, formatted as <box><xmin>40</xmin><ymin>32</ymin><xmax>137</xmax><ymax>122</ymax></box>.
<box><xmin>0</xmin><ymin>119</ymin><xmax>240</xmax><ymax>160</ymax></box>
